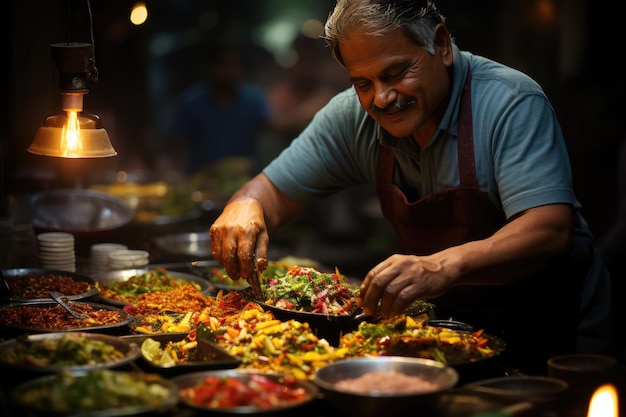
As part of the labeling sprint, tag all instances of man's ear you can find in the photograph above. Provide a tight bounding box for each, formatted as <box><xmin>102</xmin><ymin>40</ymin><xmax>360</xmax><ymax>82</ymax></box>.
<box><xmin>434</xmin><ymin>23</ymin><xmax>453</xmax><ymax>66</ymax></box>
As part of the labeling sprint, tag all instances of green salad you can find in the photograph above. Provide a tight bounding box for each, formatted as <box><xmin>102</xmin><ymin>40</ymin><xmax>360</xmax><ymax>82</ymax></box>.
<box><xmin>262</xmin><ymin>266</ymin><xmax>360</xmax><ymax>315</ymax></box>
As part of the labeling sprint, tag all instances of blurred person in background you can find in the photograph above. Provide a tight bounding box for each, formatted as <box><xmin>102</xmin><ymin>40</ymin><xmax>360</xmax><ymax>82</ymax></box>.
<box><xmin>268</xmin><ymin>34</ymin><xmax>350</xmax><ymax>150</ymax></box>
<box><xmin>209</xmin><ymin>0</ymin><xmax>614</xmax><ymax>374</ymax></box>
<box><xmin>160</xmin><ymin>38</ymin><xmax>271</xmax><ymax>177</ymax></box>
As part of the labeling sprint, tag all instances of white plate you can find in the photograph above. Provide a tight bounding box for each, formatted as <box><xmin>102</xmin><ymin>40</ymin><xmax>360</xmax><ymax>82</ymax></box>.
<box><xmin>36</xmin><ymin>232</ymin><xmax>74</xmax><ymax>243</ymax></box>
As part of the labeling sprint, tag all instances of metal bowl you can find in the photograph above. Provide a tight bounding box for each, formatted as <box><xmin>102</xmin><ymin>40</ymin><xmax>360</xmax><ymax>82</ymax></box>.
<box><xmin>92</xmin><ymin>268</ymin><xmax>213</xmax><ymax>307</ymax></box>
<box><xmin>172</xmin><ymin>369</ymin><xmax>319</xmax><ymax>415</ymax></box>
<box><xmin>31</xmin><ymin>188</ymin><xmax>134</xmax><ymax>233</ymax></box>
<box><xmin>547</xmin><ymin>353</ymin><xmax>618</xmax><ymax>397</ymax></box>
<box><xmin>10</xmin><ymin>369</ymin><xmax>179</xmax><ymax>416</ymax></box>
<box><xmin>464</xmin><ymin>375</ymin><xmax>569</xmax><ymax>404</ymax></box>
<box><xmin>313</xmin><ymin>356</ymin><xmax>459</xmax><ymax>417</ymax></box>
<box><xmin>0</xmin><ymin>332</ymin><xmax>140</xmax><ymax>374</ymax></box>
<box><xmin>0</xmin><ymin>268</ymin><xmax>99</xmax><ymax>303</ymax></box>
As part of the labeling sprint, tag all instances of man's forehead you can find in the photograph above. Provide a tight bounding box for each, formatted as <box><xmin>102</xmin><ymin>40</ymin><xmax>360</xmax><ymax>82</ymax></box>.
<box><xmin>339</xmin><ymin>30</ymin><xmax>425</xmax><ymax>72</ymax></box>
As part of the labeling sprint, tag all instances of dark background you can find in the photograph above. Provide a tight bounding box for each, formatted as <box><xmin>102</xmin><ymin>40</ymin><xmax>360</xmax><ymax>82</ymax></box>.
<box><xmin>2</xmin><ymin>0</ymin><xmax>624</xmax><ymax>256</ymax></box>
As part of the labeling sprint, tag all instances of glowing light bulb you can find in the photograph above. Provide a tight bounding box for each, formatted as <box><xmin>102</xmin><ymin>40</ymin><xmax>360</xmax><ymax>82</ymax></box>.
<box><xmin>130</xmin><ymin>2</ymin><xmax>148</xmax><ymax>25</ymax></box>
<box><xmin>60</xmin><ymin>110</ymin><xmax>82</xmax><ymax>156</ymax></box>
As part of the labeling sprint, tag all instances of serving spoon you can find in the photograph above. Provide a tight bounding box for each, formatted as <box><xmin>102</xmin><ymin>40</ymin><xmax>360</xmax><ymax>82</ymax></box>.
<box><xmin>49</xmin><ymin>291</ymin><xmax>89</xmax><ymax>320</ymax></box>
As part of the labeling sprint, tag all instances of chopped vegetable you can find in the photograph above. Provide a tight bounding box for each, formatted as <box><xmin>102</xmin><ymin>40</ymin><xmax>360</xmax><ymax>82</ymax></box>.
<box><xmin>12</xmin><ymin>369</ymin><xmax>174</xmax><ymax>413</ymax></box>
<box><xmin>0</xmin><ymin>334</ymin><xmax>127</xmax><ymax>367</ymax></box>
<box><xmin>262</xmin><ymin>266</ymin><xmax>360</xmax><ymax>315</ymax></box>
<box><xmin>179</xmin><ymin>373</ymin><xmax>309</xmax><ymax>409</ymax></box>
<box><xmin>99</xmin><ymin>268</ymin><xmax>202</xmax><ymax>303</ymax></box>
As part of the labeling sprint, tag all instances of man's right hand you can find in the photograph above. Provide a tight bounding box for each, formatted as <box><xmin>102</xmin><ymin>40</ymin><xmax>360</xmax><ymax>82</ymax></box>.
<box><xmin>209</xmin><ymin>197</ymin><xmax>269</xmax><ymax>295</ymax></box>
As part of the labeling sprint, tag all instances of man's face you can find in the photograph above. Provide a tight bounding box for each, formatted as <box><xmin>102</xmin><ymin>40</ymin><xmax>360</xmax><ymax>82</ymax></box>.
<box><xmin>339</xmin><ymin>27</ymin><xmax>452</xmax><ymax>141</ymax></box>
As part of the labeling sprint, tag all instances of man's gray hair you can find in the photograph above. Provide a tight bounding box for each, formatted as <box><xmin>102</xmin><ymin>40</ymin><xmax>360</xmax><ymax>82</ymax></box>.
<box><xmin>324</xmin><ymin>0</ymin><xmax>446</xmax><ymax>65</ymax></box>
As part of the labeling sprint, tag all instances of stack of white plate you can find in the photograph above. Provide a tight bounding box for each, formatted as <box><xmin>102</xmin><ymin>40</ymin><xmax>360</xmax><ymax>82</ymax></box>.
<box><xmin>108</xmin><ymin>249</ymin><xmax>150</xmax><ymax>270</ymax></box>
<box><xmin>90</xmin><ymin>243</ymin><xmax>128</xmax><ymax>271</ymax></box>
<box><xmin>36</xmin><ymin>232</ymin><xmax>75</xmax><ymax>272</ymax></box>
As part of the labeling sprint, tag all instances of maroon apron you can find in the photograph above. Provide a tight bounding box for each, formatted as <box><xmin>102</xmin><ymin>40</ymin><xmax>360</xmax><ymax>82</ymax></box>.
<box><xmin>375</xmin><ymin>73</ymin><xmax>580</xmax><ymax>373</ymax></box>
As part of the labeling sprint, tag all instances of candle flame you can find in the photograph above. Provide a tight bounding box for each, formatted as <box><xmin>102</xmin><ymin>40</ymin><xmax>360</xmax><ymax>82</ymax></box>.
<box><xmin>587</xmin><ymin>384</ymin><xmax>618</xmax><ymax>417</ymax></box>
<box><xmin>60</xmin><ymin>110</ymin><xmax>82</xmax><ymax>157</ymax></box>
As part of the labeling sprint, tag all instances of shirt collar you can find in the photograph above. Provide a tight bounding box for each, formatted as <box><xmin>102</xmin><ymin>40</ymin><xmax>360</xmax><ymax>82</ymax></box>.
<box><xmin>439</xmin><ymin>43</ymin><xmax>469</xmax><ymax>139</ymax></box>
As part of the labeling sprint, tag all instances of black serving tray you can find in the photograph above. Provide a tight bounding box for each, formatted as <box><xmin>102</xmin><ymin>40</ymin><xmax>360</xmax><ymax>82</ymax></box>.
<box><xmin>121</xmin><ymin>333</ymin><xmax>242</xmax><ymax>377</ymax></box>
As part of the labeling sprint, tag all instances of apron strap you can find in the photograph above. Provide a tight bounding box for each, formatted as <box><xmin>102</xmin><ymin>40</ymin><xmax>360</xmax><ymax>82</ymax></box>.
<box><xmin>457</xmin><ymin>71</ymin><xmax>478</xmax><ymax>188</ymax></box>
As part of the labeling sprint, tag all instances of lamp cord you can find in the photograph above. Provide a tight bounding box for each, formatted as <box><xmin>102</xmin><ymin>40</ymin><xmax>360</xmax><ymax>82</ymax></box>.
<box><xmin>86</xmin><ymin>0</ymin><xmax>99</xmax><ymax>82</ymax></box>
<box><xmin>64</xmin><ymin>0</ymin><xmax>99</xmax><ymax>82</ymax></box>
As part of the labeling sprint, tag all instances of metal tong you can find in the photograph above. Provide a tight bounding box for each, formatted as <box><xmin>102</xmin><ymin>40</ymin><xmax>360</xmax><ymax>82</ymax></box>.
<box><xmin>0</xmin><ymin>270</ymin><xmax>10</xmax><ymax>296</ymax></box>
<box><xmin>247</xmin><ymin>257</ymin><xmax>267</xmax><ymax>300</ymax></box>
<box><xmin>49</xmin><ymin>291</ymin><xmax>89</xmax><ymax>320</ymax></box>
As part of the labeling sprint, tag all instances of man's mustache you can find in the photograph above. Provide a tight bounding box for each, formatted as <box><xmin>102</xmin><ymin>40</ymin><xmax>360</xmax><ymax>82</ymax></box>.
<box><xmin>374</xmin><ymin>98</ymin><xmax>416</xmax><ymax>114</ymax></box>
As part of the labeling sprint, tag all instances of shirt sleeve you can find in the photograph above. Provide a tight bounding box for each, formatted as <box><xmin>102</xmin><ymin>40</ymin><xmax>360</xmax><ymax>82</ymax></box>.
<box><xmin>478</xmin><ymin>83</ymin><xmax>575</xmax><ymax>218</ymax></box>
<box><xmin>263</xmin><ymin>88</ymin><xmax>378</xmax><ymax>205</ymax></box>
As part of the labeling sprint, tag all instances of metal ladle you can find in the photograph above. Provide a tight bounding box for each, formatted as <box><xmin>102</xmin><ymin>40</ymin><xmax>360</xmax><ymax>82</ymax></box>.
<box><xmin>49</xmin><ymin>291</ymin><xmax>89</xmax><ymax>320</ymax></box>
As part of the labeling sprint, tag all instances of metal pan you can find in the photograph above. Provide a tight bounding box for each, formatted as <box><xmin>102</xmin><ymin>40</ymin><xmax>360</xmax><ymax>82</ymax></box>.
<box><xmin>0</xmin><ymin>268</ymin><xmax>99</xmax><ymax>304</ymax></box>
